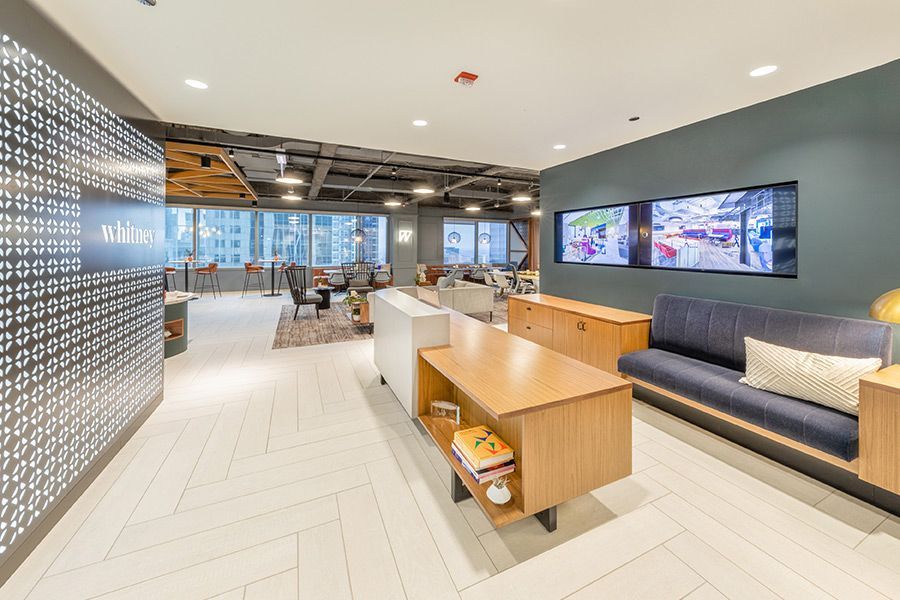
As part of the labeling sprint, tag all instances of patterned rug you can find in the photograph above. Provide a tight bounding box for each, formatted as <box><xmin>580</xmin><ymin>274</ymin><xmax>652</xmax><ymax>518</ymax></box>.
<box><xmin>271</xmin><ymin>292</ymin><xmax>509</xmax><ymax>349</ymax></box>
<box><xmin>272</xmin><ymin>302</ymin><xmax>372</xmax><ymax>349</ymax></box>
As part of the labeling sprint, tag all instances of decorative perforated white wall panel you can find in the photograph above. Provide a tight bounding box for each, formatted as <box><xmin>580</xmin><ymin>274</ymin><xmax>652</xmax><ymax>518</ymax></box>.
<box><xmin>0</xmin><ymin>33</ymin><xmax>165</xmax><ymax>559</ymax></box>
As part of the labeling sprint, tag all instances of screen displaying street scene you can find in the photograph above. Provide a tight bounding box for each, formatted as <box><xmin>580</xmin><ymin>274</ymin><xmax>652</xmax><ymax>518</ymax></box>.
<box><xmin>650</xmin><ymin>184</ymin><xmax>797</xmax><ymax>275</ymax></box>
<box><xmin>557</xmin><ymin>205</ymin><xmax>631</xmax><ymax>265</ymax></box>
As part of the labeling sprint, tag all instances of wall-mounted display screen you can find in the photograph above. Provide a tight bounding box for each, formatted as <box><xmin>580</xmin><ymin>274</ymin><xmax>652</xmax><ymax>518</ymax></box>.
<box><xmin>557</xmin><ymin>205</ymin><xmax>631</xmax><ymax>266</ymax></box>
<box><xmin>554</xmin><ymin>183</ymin><xmax>797</xmax><ymax>277</ymax></box>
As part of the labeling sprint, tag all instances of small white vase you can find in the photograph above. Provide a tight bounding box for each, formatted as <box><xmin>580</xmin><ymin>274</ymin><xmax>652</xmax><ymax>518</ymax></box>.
<box><xmin>486</xmin><ymin>480</ymin><xmax>511</xmax><ymax>505</ymax></box>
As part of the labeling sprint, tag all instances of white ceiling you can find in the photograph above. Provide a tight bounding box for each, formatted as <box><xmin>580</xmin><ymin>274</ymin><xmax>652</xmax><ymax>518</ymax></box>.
<box><xmin>30</xmin><ymin>0</ymin><xmax>900</xmax><ymax>170</ymax></box>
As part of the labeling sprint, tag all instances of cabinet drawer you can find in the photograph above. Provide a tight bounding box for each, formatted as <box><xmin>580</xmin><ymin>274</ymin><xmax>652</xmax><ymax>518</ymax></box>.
<box><xmin>509</xmin><ymin>318</ymin><xmax>554</xmax><ymax>348</ymax></box>
<box><xmin>509</xmin><ymin>299</ymin><xmax>554</xmax><ymax>328</ymax></box>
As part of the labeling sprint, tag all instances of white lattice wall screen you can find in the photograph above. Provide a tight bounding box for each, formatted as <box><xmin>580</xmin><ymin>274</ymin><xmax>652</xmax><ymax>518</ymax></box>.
<box><xmin>0</xmin><ymin>33</ymin><xmax>165</xmax><ymax>560</ymax></box>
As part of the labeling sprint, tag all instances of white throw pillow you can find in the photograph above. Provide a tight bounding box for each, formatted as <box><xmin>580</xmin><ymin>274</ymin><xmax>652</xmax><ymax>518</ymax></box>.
<box><xmin>739</xmin><ymin>337</ymin><xmax>881</xmax><ymax>416</ymax></box>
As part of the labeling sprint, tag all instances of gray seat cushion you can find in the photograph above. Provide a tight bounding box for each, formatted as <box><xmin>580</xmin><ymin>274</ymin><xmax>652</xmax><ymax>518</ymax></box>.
<box><xmin>304</xmin><ymin>292</ymin><xmax>323</xmax><ymax>303</ymax></box>
<box><xmin>619</xmin><ymin>348</ymin><xmax>860</xmax><ymax>461</ymax></box>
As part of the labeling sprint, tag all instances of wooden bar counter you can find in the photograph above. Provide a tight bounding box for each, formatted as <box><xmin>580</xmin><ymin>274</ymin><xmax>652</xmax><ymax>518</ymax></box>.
<box><xmin>417</xmin><ymin>312</ymin><xmax>633</xmax><ymax>531</ymax></box>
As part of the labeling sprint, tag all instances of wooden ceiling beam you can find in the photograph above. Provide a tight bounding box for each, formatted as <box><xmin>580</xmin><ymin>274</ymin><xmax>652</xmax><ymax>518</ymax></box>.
<box><xmin>165</xmin><ymin>141</ymin><xmax>257</xmax><ymax>200</ymax></box>
<box><xmin>167</xmin><ymin>169</ymin><xmax>235</xmax><ymax>181</ymax></box>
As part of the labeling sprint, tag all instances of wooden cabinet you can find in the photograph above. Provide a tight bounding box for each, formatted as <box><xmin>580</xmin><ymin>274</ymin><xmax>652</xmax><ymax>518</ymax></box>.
<box><xmin>859</xmin><ymin>365</ymin><xmax>900</xmax><ymax>494</ymax></box>
<box><xmin>509</xmin><ymin>294</ymin><xmax>652</xmax><ymax>375</ymax></box>
<box><xmin>508</xmin><ymin>318</ymin><xmax>554</xmax><ymax>348</ymax></box>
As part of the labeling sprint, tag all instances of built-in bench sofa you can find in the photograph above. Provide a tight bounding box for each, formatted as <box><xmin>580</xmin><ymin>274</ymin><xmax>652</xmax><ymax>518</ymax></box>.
<box><xmin>618</xmin><ymin>295</ymin><xmax>895</xmax><ymax>500</ymax></box>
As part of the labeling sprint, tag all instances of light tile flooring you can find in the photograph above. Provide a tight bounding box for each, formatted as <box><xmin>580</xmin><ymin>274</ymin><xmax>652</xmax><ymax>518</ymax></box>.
<box><xmin>3</xmin><ymin>293</ymin><xmax>900</xmax><ymax>599</ymax></box>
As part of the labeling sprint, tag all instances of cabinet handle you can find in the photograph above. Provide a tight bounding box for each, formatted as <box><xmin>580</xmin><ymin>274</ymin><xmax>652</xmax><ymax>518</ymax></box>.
<box><xmin>526</xmin><ymin>307</ymin><xmax>532</xmax><ymax>311</ymax></box>
<box><xmin>526</xmin><ymin>326</ymin><xmax>531</xmax><ymax>330</ymax></box>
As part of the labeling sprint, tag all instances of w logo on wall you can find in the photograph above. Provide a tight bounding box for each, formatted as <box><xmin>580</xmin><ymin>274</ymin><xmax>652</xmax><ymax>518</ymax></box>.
<box><xmin>0</xmin><ymin>32</ymin><xmax>165</xmax><ymax>561</ymax></box>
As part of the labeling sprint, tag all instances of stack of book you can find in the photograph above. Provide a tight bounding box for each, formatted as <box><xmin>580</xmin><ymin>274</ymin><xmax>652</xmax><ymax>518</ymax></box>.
<box><xmin>451</xmin><ymin>426</ymin><xmax>515</xmax><ymax>484</ymax></box>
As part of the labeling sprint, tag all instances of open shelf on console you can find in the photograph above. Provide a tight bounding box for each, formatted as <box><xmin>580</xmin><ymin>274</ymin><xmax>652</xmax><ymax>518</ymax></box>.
<box><xmin>418</xmin><ymin>414</ymin><xmax>525</xmax><ymax>528</ymax></box>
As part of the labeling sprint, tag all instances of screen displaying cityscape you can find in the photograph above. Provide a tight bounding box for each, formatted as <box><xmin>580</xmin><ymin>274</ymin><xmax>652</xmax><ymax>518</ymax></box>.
<box><xmin>164</xmin><ymin>208</ymin><xmax>388</xmax><ymax>266</ymax></box>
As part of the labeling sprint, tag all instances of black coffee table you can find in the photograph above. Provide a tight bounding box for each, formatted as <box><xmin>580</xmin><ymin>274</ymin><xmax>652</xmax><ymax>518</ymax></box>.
<box><xmin>315</xmin><ymin>286</ymin><xmax>335</xmax><ymax>309</ymax></box>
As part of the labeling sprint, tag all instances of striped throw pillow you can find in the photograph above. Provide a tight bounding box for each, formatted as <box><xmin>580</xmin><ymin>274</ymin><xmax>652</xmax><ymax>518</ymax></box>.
<box><xmin>739</xmin><ymin>337</ymin><xmax>882</xmax><ymax>416</ymax></box>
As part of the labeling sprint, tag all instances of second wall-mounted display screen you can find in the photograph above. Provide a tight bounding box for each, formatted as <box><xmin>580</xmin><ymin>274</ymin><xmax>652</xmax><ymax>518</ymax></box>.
<box><xmin>555</xmin><ymin>183</ymin><xmax>798</xmax><ymax>277</ymax></box>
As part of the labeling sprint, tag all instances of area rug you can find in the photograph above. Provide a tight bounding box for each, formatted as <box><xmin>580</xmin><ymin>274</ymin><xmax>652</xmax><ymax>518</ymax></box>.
<box><xmin>272</xmin><ymin>303</ymin><xmax>372</xmax><ymax>349</ymax></box>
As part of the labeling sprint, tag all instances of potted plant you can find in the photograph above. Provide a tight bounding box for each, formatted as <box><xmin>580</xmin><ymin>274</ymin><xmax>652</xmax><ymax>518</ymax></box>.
<box><xmin>343</xmin><ymin>291</ymin><xmax>367</xmax><ymax>321</ymax></box>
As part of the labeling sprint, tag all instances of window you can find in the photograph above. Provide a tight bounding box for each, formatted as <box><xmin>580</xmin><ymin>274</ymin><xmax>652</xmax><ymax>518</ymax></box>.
<box><xmin>477</xmin><ymin>221</ymin><xmax>509</xmax><ymax>264</ymax></box>
<box><xmin>311</xmin><ymin>214</ymin><xmax>389</xmax><ymax>266</ymax></box>
<box><xmin>196</xmin><ymin>208</ymin><xmax>256</xmax><ymax>267</ymax></box>
<box><xmin>259</xmin><ymin>212</ymin><xmax>309</xmax><ymax>265</ymax></box>
<box><xmin>443</xmin><ymin>219</ymin><xmax>509</xmax><ymax>265</ymax></box>
<box><xmin>443</xmin><ymin>219</ymin><xmax>476</xmax><ymax>264</ymax></box>
<box><xmin>164</xmin><ymin>207</ymin><xmax>193</xmax><ymax>262</ymax></box>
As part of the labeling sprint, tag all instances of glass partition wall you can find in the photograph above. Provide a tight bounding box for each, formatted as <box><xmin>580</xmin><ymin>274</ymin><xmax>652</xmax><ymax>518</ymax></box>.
<box><xmin>165</xmin><ymin>207</ymin><xmax>388</xmax><ymax>267</ymax></box>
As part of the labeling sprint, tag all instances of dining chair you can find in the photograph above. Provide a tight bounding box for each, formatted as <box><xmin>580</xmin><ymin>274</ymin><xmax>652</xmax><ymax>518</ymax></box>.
<box><xmin>164</xmin><ymin>266</ymin><xmax>177</xmax><ymax>290</ymax></box>
<box><xmin>342</xmin><ymin>261</ymin><xmax>375</xmax><ymax>295</ymax></box>
<box><xmin>373</xmin><ymin>270</ymin><xmax>392</xmax><ymax>288</ymax></box>
<box><xmin>242</xmin><ymin>261</ymin><xmax>265</xmax><ymax>297</ymax></box>
<box><xmin>285</xmin><ymin>266</ymin><xmax>322</xmax><ymax>319</ymax></box>
<box><xmin>276</xmin><ymin>261</ymin><xmax>297</xmax><ymax>293</ymax></box>
<box><xmin>328</xmin><ymin>271</ymin><xmax>348</xmax><ymax>292</ymax></box>
<box><xmin>492</xmin><ymin>271</ymin><xmax>512</xmax><ymax>296</ymax></box>
<box><xmin>194</xmin><ymin>262</ymin><xmax>221</xmax><ymax>298</ymax></box>
<box><xmin>507</xmin><ymin>264</ymin><xmax>536</xmax><ymax>294</ymax></box>
<box><xmin>470</xmin><ymin>268</ymin><xmax>486</xmax><ymax>283</ymax></box>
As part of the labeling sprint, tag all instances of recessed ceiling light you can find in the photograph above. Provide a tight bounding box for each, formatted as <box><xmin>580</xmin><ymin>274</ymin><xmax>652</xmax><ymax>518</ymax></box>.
<box><xmin>531</xmin><ymin>209</ymin><xmax>541</xmax><ymax>216</ymax></box>
<box><xmin>512</xmin><ymin>195</ymin><xmax>531</xmax><ymax>202</ymax></box>
<box><xmin>282</xmin><ymin>193</ymin><xmax>302</xmax><ymax>200</ymax></box>
<box><xmin>184</xmin><ymin>79</ymin><xmax>208</xmax><ymax>89</ymax></box>
<box><xmin>553</xmin><ymin>144</ymin><xmax>566</xmax><ymax>150</ymax></box>
<box><xmin>413</xmin><ymin>187</ymin><xmax>435</xmax><ymax>194</ymax></box>
<box><xmin>465</xmin><ymin>206</ymin><xmax>481</xmax><ymax>212</ymax></box>
<box><xmin>276</xmin><ymin>167</ymin><xmax>304</xmax><ymax>185</ymax></box>
<box><xmin>384</xmin><ymin>200</ymin><xmax>402</xmax><ymax>207</ymax></box>
<box><xmin>412</xmin><ymin>119</ymin><xmax>429</xmax><ymax>127</ymax></box>
<box><xmin>749</xmin><ymin>65</ymin><xmax>778</xmax><ymax>77</ymax></box>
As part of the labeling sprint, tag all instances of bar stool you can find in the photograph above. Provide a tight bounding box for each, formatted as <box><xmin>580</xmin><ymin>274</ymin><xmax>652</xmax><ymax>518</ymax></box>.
<box><xmin>193</xmin><ymin>262</ymin><xmax>221</xmax><ymax>298</ymax></box>
<box><xmin>276</xmin><ymin>261</ymin><xmax>297</xmax><ymax>293</ymax></box>
<box><xmin>165</xmin><ymin>266</ymin><xmax>177</xmax><ymax>290</ymax></box>
<box><xmin>242</xmin><ymin>261</ymin><xmax>265</xmax><ymax>297</ymax></box>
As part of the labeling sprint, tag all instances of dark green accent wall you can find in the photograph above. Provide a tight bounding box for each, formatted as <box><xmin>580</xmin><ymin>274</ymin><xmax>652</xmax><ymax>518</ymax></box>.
<box><xmin>540</xmin><ymin>60</ymin><xmax>900</xmax><ymax>363</ymax></box>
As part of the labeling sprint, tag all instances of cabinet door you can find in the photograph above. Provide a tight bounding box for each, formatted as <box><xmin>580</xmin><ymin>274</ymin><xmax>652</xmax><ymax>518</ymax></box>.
<box><xmin>580</xmin><ymin>316</ymin><xmax>619</xmax><ymax>373</ymax></box>
<box><xmin>552</xmin><ymin>311</ymin><xmax>584</xmax><ymax>361</ymax></box>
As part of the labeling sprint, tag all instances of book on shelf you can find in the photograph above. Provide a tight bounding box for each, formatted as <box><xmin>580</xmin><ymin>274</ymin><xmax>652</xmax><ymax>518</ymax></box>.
<box><xmin>451</xmin><ymin>444</ymin><xmax>516</xmax><ymax>484</ymax></box>
<box><xmin>452</xmin><ymin>426</ymin><xmax>514</xmax><ymax>469</ymax></box>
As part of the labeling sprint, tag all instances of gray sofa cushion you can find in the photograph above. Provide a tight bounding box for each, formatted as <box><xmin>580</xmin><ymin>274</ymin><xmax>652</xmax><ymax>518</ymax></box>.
<box><xmin>650</xmin><ymin>294</ymin><xmax>892</xmax><ymax>371</ymax></box>
<box><xmin>618</xmin><ymin>349</ymin><xmax>860</xmax><ymax>461</ymax></box>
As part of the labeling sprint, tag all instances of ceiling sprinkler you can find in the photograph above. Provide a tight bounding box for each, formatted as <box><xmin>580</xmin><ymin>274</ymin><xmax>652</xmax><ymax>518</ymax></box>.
<box><xmin>137</xmin><ymin>0</ymin><xmax>157</xmax><ymax>5</ymax></box>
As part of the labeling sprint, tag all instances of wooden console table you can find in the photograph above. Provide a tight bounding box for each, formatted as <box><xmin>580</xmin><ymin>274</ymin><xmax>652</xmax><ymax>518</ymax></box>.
<box><xmin>417</xmin><ymin>313</ymin><xmax>632</xmax><ymax>531</ymax></box>
<box><xmin>508</xmin><ymin>294</ymin><xmax>651</xmax><ymax>375</ymax></box>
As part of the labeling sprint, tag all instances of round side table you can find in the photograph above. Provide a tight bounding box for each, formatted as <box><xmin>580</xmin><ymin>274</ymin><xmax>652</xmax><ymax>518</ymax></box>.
<box><xmin>315</xmin><ymin>286</ymin><xmax>335</xmax><ymax>309</ymax></box>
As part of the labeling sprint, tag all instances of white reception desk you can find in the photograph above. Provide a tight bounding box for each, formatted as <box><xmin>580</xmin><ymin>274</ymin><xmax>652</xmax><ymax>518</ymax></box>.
<box><xmin>369</xmin><ymin>288</ymin><xmax>450</xmax><ymax>417</ymax></box>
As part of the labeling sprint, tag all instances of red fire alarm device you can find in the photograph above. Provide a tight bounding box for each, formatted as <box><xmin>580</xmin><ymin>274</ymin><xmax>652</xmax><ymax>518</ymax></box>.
<box><xmin>453</xmin><ymin>71</ymin><xmax>479</xmax><ymax>86</ymax></box>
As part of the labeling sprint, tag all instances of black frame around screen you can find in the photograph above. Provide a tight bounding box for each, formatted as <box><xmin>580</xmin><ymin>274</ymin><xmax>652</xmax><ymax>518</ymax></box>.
<box><xmin>553</xmin><ymin>181</ymin><xmax>798</xmax><ymax>278</ymax></box>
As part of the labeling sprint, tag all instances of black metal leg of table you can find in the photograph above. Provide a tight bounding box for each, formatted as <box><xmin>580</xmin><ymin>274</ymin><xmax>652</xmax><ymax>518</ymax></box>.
<box><xmin>183</xmin><ymin>265</ymin><xmax>189</xmax><ymax>290</ymax></box>
<box><xmin>534</xmin><ymin>506</ymin><xmax>557</xmax><ymax>532</ymax></box>
<box><xmin>264</xmin><ymin>262</ymin><xmax>282</xmax><ymax>297</ymax></box>
<box><xmin>450</xmin><ymin>472</ymin><xmax>471</xmax><ymax>503</ymax></box>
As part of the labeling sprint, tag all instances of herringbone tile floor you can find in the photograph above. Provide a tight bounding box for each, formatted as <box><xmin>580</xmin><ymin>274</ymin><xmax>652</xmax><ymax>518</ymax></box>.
<box><xmin>3</xmin><ymin>293</ymin><xmax>900</xmax><ymax>599</ymax></box>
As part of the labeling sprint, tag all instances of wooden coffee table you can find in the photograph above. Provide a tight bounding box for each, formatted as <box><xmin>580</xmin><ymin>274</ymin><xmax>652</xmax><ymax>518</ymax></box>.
<box><xmin>417</xmin><ymin>312</ymin><xmax>632</xmax><ymax>531</ymax></box>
